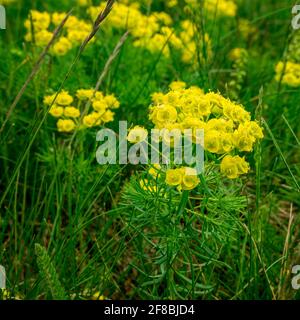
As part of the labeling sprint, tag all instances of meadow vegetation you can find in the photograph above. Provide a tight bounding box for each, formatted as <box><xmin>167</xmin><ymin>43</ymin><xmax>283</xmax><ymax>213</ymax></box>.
<box><xmin>0</xmin><ymin>0</ymin><xmax>299</xmax><ymax>300</ymax></box>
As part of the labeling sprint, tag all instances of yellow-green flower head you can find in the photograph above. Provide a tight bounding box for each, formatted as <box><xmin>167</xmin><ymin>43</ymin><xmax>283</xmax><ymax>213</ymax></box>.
<box><xmin>203</xmin><ymin>0</ymin><xmax>237</xmax><ymax>17</ymax></box>
<box><xmin>52</xmin><ymin>12</ymin><xmax>68</xmax><ymax>26</ymax></box>
<box><xmin>206</xmin><ymin>118</ymin><xmax>234</xmax><ymax>133</ymax></box>
<box><xmin>56</xmin><ymin>91</ymin><xmax>74</xmax><ymax>106</ymax></box>
<box><xmin>67</xmin><ymin>30</ymin><xmax>89</xmax><ymax>44</ymax></box>
<box><xmin>220</xmin><ymin>133</ymin><xmax>234</xmax><ymax>153</ymax></box>
<box><xmin>104</xmin><ymin>95</ymin><xmax>120</xmax><ymax>109</ymax></box>
<box><xmin>83</xmin><ymin>114</ymin><xmax>97</xmax><ymax>127</ymax></box>
<box><xmin>84</xmin><ymin>111</ymin><xmax>105</xmax><ymax>127</ymax></box>
<box><xmin>205</xmin><ymin>92</ymin><xmax>230</xmax><ymax>112</ymax></box>
<box><xmin>222</xmin><ymin>102</ymin><xmax>251</xmax><ymax>124</ymax></box>
<box><xmin>64</xmin><ymin>107</ymin><xmax>81</xmax><ymax>118</ymax></box>
<box><xmin>151</xmin><ymin>92</ymin><xmax>167</xmax><ymax>105</ymax></box>
<box><xmin>51</xmin><ymin>37</ymin><xmax>73</xmax><ymax>56</ymax></box>
<box><xmin>205</xmin><ymin>130</ymin><xmax>222</xmax><ymax>153</ymax></box>
<box><xmin>25</xmin><ymin>29</ymin><xmax>53</xmax><ymax>47</ymax></box>
<box><xmin>275</xmin><ymin>61</ymin><xmax>300</xmax><ymax>87</ymax></box>
<box><xmin>233</xmin><ymin>132</ymin><xmax>255</xmax><ymax>152</ymax></box>
<box><xmin>166</xmin><ymin>91</ymin><xmax>182</xmax><ymax>105</ymax></box>
<box><xmin>76</xmin><ymin>89</ymin><xmax>95</xmax><ymax>100</ymax></box>
<box><xmin>156</xmin><ymin>105</ymin><xmax>178</xmax><ymax>123</ymax></box>
<box><xmin>102</xmin><ymin>110</ymin><xmax>115</xmax><ymax>123</ymax></box>
<box><xmin>94</xmin><ymin>92</ymin><xmax>104</xmax><ymax>101</ymax></box>
<box><xmin>220</xmin><ymin>155</ymin><xmax>250</xmax><ymax>179</ymax></box>
<box><xmin>57</xmin><ymin>119</ymin><xmax>76</xmax><ymax>133</ymax></box>
<box><xmin>189</xmin><ymin>96</ymin><xmax>212</xmax><ymax>117</ymax></box>
<box><xmin>49</xmin><ymin>105</ymin><xmax>64</xmax><ymax>118</ymax></box>
<box><xmin>166</xmin><ymin>167</ymin><xmax>200</xmax><ymax>190</ymax></box>
<box><xmin>155</xmin><ymin>13</ymin><xmax>173</xmax><ymax>26</ymax></box>
<box><xmin>245</xmin><ymin>121</ymin><xmax>264</xmax><ymax>140</ymax></box>
<box><xmin>93</xmin><ymin>100</ymin><xmax>107</xmax><ymax>115</ymax></box>
<box><xmin>24</xmin><ymin>10</ymin><xmax>51</xmax><ymax>31</ymax></box>
<box><xmin>44</xmin><ymin>94</ymin><xmax>56</xmax><ymax>106</ymax></box>
<box><xmin>232</xmin><ymin>121</ymin><xmax>263</xmax><ymax>152</ymax></box>
<box><xmin>166</xmin><ymin>168</ymin><xmax>183</xmax><ymax>186</ymax></box>
<box><xmin>64</xmin><ymin>16</ymin><xmax>81</xmax><ymax>30</ymax></box>
<box><xmin>181</xmin><ymin>167</ymin><xmax>200</xmax><ymax>191</ymax></box>
<box><xmin>127</xmin><ymin>126</ymin><xmax>148</xmax><ymax>143</ymax></box>
<box><xmin>205</xmin><ymin>128</ymin><xmax>233</xmax><ymax>154</ymax></box>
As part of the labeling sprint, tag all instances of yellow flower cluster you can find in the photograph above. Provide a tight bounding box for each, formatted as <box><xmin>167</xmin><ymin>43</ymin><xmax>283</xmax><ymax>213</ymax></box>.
<box><xmin>165</xmin><ymin>167</ymin><xmax>200</xmax><ymax>191</ymax></box>
<box><xmin>88</xmin><ymin>2</ymin><xmax>212</xmax><ymax>63</ymax></box>
<box><xmin>128</xmin><ymin>81</ymin><xmax>263</xmax><ymax>189</ymax></box>
<box><xmin>140</xmin><ymin>166</ymin><xmax>200</xmax><ymax>192</ymax></box>
<box><xmin>275</xmin><ymin>61</ymin><xmax>300</xmax><ymax>87</ymax></box>
<box><xmin>274</xmin><ymin>27</ymin><xmax>300</xmax><ymax>87</ymax></box>
<box><xmin>127</xmin><ymin>133</ymin><xmax>201</xmax><ymax>191</ymax></box>
<box><xmin>206</xmin><ymin>0</ymin><xmax>237</xmax><ymax>17</ymax></box>
<box><xmin>185</xmin><ymin>0</ymin><xmax>237</xmax><ymax>17</ymax></box>
<box><xmin>148</xmin><ymin>81</ymin><xmax>263</xmax><ymax>180</ymax></box>
<box><xmin>44</xmin><ymin>89</ymin><xmax>119</xmax><ymax>133</ymax></box>
<box><xmin>88</xmin><ymin>2</ymin><xmax>173</xmax><ymax>57</ymax></box>
<box><xmin>88</xmin><ymin>2</ymin><xmax>167</xmax><ymax>38</ymax></box>
<box><xmin>220</xmin><ymin>155</ymin><xmax>249</xmax><ymax>179</ymax></box>
<box><xmin>24</xmin><ymin>10</ymin><xmax>92</xmax><ymax>56</ymax></box>
<box><xmin>179</xmin><ymin>20</ymin><xmax>212</xmax><ymax>64</ymax></box>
